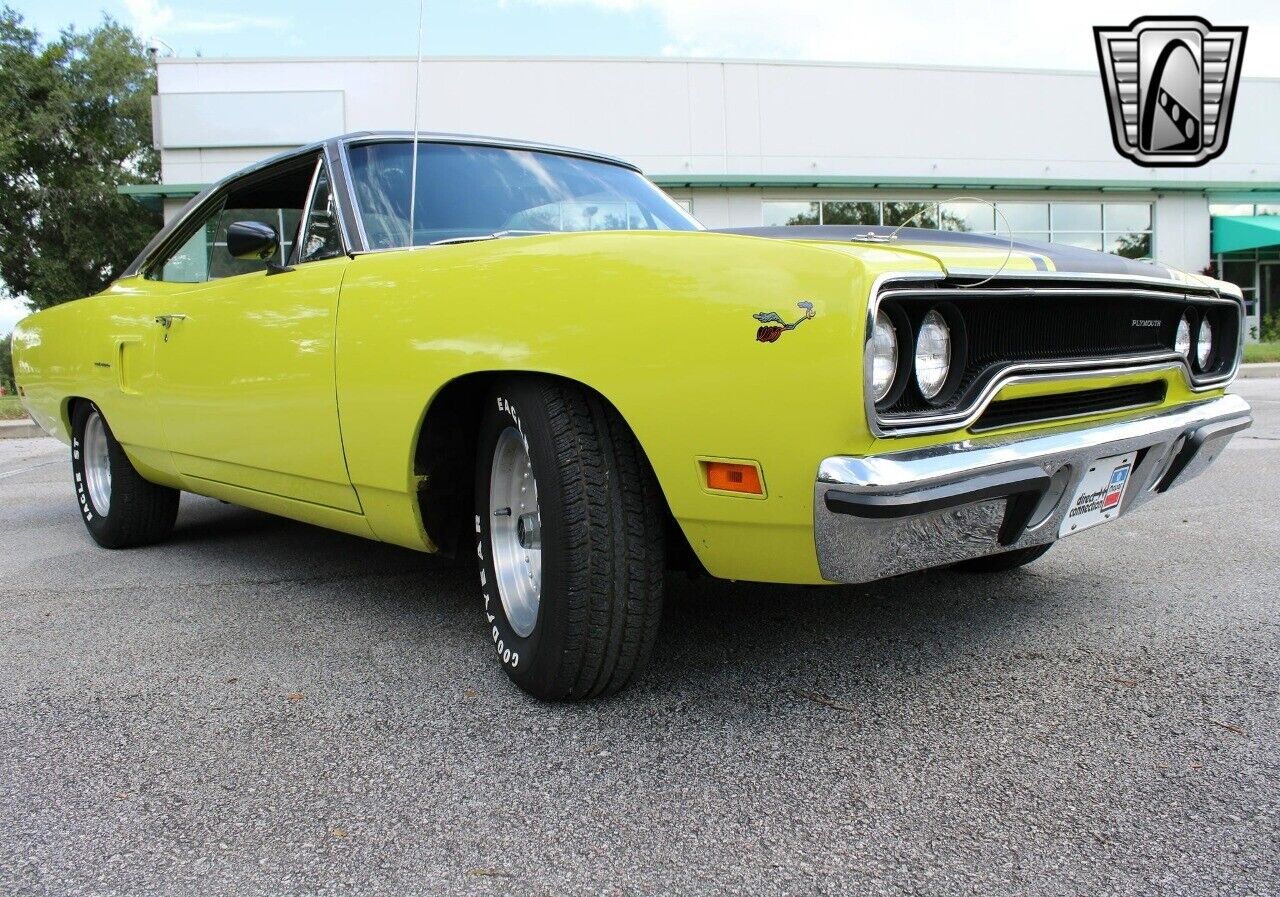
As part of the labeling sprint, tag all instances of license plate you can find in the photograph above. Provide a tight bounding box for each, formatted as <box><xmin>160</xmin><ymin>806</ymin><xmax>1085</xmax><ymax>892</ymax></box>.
<box><xmin>1059</xmin><ymin>451</ymin><xmax>1137</xmax><ymax>537</ymax></box>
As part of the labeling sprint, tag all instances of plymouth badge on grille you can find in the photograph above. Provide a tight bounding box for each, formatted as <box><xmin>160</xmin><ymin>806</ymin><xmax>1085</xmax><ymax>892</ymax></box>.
<box><xmin>1094</xmin><ymin>16</ymin><xmax>1247</xmax><ymax>167</ymax></box>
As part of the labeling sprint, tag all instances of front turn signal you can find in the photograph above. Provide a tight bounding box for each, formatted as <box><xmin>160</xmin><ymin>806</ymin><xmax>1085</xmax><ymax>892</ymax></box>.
<box><xmin>704</xmin><ymin>461</ymin><xmax>764</xmax><ymax>495</ymax></box>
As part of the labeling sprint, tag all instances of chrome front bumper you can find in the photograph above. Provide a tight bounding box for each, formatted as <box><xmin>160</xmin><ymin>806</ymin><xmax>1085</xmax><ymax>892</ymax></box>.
<box><xmin>814</xmin><ymin>395</ymin><xmax>1252</xmax><ymax>584</ymax></box>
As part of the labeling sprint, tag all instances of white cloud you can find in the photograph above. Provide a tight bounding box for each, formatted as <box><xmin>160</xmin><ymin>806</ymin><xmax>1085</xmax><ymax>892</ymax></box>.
<box><xmin>124</xmin><ymin>0</ymin><xmax>171</xmax><ymax>37</ymax></box>
<box><xmin>124</xmin><ymin>0</ymin><xmax>285</xmax><ymax>40</ymax></box>
<box><xmin>520</xmin><ymin>0</ymin><xmax>1280</xmax><ymax>74</ymax></box>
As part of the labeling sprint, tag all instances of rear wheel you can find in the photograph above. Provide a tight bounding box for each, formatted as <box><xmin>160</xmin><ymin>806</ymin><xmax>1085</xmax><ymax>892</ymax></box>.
<box><xmin>952</xmin><ymin>543</ymin><xmax>1052</xmax><ymax>573</ymax></box>
<box><xmin>474</xmin><ymin>378</ymin><xmax>665</xmax><ymax>701</ymax></box>
<box><xmin>71</xmin><ymin>402</ymin><xmax>179</xmax><ymax>548</ymax></box>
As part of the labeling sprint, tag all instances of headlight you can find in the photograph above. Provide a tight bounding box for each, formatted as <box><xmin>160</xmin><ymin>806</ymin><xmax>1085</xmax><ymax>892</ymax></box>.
<box><xmin>1196</xmin><ymin>317</ymin><xmax>1214</xmax><ymax>369</ymax></box>
<box><xmin>915</xmin><ymin>309</ymin><xmax>951</xmax><ymax>400</ymax></box>
<box><xmin>870</xmin><ymin>309</ymin><xmax>898</xmax><ymax>402</ymax></box>
<box><xmin>1175</xmin><ymin>314</ymin><xmax>1192</xmax><ymax>359</ymax></box>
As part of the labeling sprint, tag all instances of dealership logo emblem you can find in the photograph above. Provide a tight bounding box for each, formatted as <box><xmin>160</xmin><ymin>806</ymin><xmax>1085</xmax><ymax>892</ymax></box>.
<box><xmin>1094</xmin><ymin>16</ymin><xmax>1247</xmax><ymax>167</ymax></box>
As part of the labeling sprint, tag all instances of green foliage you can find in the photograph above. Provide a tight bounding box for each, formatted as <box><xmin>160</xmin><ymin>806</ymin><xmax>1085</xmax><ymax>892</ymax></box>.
<box><xmin>0</xmin><ymin>7</ymin><xmax>161</xmax><ymax>311</ymax></box>
<box><xmin>1260</xmin><ymin>309</ymin><xmax>1280</xmax><ymax>344</ymax></box>
<box><xmin>1244</xmin><ymin>341</ymin><xmax>1280</xmax><ymax>364</ymax></box>
<box><xmin>0</xmin><ymin>332</ymin><xmax>12</xmax><ymax>392</ymax></box>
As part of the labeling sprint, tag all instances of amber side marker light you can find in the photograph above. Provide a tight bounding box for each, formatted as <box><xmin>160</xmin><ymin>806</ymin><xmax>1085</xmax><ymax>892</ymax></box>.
<box><xmin>704</xmin><ymin>461</ymin><xmax>764</xmax><ymax>495</ymax></box>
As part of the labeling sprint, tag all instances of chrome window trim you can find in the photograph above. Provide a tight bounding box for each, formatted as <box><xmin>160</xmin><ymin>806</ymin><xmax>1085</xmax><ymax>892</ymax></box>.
<box><xmin>291</xmin><ymin>155</ymin><xmax>350</xmax><ymax>265</ymax></box>
<box><xmin>339</xmin><ymin>132</ymin><xmax>642</xmax><ymax>174</ymax></box>
<box><xmin>321</xmin><ymin>141</ymin><xmax>356</xmax><ymax>256</ymax></box>
<box><xmin>336</xmin><ymin>137</ymin><xmax>372</xmax><ymax>252</ymax></box>
<box><xmin>290</xmin><ymin>157</ymin><xmax>325</xmax><ymax>266</ymax></box>
<box><xmin>862</xmin><ymin>271</ymin><xmax>1245</xmax><ymax>437</ymax></box>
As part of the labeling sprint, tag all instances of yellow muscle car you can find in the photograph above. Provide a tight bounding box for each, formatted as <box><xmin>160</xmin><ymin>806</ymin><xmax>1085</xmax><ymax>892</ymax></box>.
<box><xmin>12</xmin><ymin>133</ymin><xmax>1252</xmax><ymax>700</ymax></box>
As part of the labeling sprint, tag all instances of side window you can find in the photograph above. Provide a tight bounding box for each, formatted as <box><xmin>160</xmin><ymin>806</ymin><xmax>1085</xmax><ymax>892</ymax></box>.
<box><xmin>296</xmin><ymin>164</ymin><xmax>345</xmax><ymax>264</ymax></box>
<box><xmin>147</xmin><ymin>158</ymin><xmax>316</xmax><ymax>283</ymax></box>
<box><xmin>208</xmin><ymin>161</ymin><xmax>313</xmax><ymax>279</ymax></box>
<box><xmin>208</xmin><ymin>206</ymin><xmax>303</xmax><ymax>279</ymax></box>
<box><xmin>149</xmin><ymin>201</ymin><xmax>223</xmax><ymax>283</ymax></box>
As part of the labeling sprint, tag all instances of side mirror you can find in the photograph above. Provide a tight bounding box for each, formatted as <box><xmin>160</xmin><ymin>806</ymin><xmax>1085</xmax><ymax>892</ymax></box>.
<box><xmin>226</xmin><ymin>220</ymin><xmax>279</xmax><ymax>261</ymax></box>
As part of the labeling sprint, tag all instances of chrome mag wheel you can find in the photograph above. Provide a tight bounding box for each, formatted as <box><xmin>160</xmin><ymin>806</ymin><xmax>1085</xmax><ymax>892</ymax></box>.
<box><xmin>83</xmin><ymin>409</ymin><xmax>112</xmax><ymax>516</ymax></box>
<box><xmin>488</xmin><ymin>426</ymin><xmax>541</xmax><ymax>638</ymax></box>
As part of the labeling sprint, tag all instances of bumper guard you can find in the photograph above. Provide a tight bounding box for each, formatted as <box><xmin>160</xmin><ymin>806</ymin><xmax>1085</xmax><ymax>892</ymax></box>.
<box><xmin>814</xmin><ymin>395</ymin><xmax>1252</xmax><ymax>583</ymax></box>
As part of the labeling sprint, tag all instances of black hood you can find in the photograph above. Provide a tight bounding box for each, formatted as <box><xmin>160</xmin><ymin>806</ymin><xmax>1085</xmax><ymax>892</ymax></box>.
<box><xmin>712</xmin><ymin>225</ymin><xmax>1180</xmax><ymax>281</ymax></box>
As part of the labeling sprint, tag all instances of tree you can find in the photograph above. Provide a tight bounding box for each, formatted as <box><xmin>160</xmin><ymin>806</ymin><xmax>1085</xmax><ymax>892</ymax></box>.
<box><xmin>0</xmin><ymin>8</ymin><xmax>161</xmax><ymax>311</ymax></box>
<box><xmin>0</xmin><ymin>332</ymin><xmax>12</xmax><ymax>392</ymax></box>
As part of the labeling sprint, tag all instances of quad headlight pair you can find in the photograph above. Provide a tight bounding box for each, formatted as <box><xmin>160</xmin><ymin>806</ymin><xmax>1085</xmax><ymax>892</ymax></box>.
<box><xmin>870</xmin><ymin>307</ymin><xmax>954</xmax><ymax>403</ymax></box>
<box><xmin>1174</xmin><ymin>311</ymin><xmax>1214</xmax><ymax>372</ymax></box>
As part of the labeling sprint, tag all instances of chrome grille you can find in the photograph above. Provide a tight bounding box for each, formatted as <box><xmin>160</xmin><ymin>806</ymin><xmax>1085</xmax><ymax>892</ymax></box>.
<box><xmin>867</xmin><ymin>275</ymin><xmax>1242</xmax><ymax>435</ymax></box>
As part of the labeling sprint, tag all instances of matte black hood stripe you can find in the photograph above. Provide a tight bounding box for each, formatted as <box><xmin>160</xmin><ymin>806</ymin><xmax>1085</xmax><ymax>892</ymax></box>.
<box><xmin>712</xmin><ymin>226</ymin><xmax>1177</xmax><ymax>280</ymax></box>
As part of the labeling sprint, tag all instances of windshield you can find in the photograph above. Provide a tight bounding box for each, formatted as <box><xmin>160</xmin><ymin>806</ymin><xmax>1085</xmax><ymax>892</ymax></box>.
<box><xmin>346</xmin><ymin>140</ymin><xmax>700</xmax><ymax>250</ymax></box>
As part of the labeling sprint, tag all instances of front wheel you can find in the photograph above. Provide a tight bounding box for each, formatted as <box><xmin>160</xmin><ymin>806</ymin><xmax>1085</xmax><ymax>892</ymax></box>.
<box><xmin>474</xmin><ymin>379</ymin><xmax>665</xmax><ymax>701</ymax></box>
<box><xmin>71</xmin><ymin>402</ymin><xmax>180</xmax><ymax>548</ymax></box>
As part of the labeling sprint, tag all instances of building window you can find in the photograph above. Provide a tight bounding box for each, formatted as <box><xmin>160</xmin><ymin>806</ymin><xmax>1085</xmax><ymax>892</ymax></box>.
<box><xmin>762</xmin><ymin>199</ymin><xmax>1154</xmax><ymax>260</ymax></box>
<box><xmin>882</xmin><ymin>201</ymin><xmax>937</xmax><ymax>228</ymax></box>
<box><xmin>822</xmin><ymin>201</ymin><xmax>878</xmax><ymax>225</ymax></box>
<box><xmin>762</xmin><ymin>201</ymin><xmax>819</xmax><ymax>226</ymax></box>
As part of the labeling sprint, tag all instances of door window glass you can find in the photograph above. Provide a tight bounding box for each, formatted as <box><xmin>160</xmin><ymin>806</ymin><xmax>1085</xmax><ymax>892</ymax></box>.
<box><xmin>208</xmin><ymin>206</ymin><xmax>303</xmax><ymax>279</ymax></box>
<box><xmin>152</xmin><ymin>207</ymin><xmax>222</xmax><ymax>283</ymax></box>
<box><xmin>147</xmin><ymin>158</ymin><xmax>317</xmax><ymax>282</ymax></box>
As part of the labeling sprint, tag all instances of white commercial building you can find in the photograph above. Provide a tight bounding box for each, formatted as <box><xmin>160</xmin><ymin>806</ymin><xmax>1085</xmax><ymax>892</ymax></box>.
<box><xmin>128</xmin><ymin>55</ymin><xmax>1280</xmax><ymax>335</ymax></box>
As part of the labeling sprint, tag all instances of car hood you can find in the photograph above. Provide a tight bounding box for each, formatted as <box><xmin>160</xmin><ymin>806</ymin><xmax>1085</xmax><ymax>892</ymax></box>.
<box><xmin>712</xmin><ymin>225</ymin><xmax>1219</xmax><ymax>288</ymax></box>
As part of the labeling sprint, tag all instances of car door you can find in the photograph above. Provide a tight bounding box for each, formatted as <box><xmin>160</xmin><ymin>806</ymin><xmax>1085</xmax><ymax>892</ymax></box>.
<box><xmin>150</xmin><ymin>154</ymin><xmax>360</xmax><ymax>513</ymax></box>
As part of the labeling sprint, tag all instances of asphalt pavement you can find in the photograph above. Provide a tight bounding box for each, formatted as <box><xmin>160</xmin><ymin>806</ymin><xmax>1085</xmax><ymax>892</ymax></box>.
<box><xmin>1</xmin><ymin>382</ymin><xmax>1277</xmax><ymax>896</ymax></box>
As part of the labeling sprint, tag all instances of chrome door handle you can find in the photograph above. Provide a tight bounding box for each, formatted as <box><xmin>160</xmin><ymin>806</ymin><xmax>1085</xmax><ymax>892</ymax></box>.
<box><xmin>154</xmin><ymin>314</ymin><xmax>187</xmax><ymax>341</ymax></box>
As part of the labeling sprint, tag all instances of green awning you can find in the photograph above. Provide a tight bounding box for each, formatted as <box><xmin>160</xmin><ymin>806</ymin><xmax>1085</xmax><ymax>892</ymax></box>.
<box><xmin>1212</xmin><ymin>215</ymin><xmax>1280</xmax><ymax>254</ymax></box>
<box><xmin>117</xmin><ymin>182</ymin><xmax>205</xmax><ymax>213</ymax></box>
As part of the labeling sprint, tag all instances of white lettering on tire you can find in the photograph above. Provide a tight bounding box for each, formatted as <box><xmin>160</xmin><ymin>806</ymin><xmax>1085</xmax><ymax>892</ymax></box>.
<box><xmin>480</xmin><ymin>397</ymin><xmax>533</xmax><ymax>672</ymax></box>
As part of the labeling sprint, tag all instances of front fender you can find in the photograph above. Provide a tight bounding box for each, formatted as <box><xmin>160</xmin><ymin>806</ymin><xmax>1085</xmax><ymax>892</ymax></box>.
<box><xmin>335</xmin><ymin>230</ymin><xmax>937</xmax><ymax>581</ymax></box>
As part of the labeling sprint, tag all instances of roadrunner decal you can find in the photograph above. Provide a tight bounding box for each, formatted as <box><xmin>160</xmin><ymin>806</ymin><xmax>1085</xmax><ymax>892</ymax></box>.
<box><xmin>754</xmin><ymin>301</ymin><xmax>815</xmax><ymax>343</ymax></box>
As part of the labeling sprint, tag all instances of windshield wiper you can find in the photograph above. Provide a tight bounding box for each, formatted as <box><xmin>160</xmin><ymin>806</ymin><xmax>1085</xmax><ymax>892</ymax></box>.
<box><xmin>428</xmin><ymin>230</ymin><xmax>549</xmax><ymax>246</ymax></box>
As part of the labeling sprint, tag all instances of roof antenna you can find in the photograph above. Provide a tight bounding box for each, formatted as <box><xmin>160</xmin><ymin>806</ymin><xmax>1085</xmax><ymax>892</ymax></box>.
<box><xmin>407</xmin><ymin>0</ymin><xmax>425</xmax><ymax>250</ymax></box>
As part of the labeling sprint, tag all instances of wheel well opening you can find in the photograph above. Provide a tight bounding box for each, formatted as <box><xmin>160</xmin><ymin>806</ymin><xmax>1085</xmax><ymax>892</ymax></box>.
<box><xmin>411</xmin><ymin>372</ymin><xmax>697</xmax><ymax>571</ymax></box>
<box><xmin>412</xmin><ymin>374</ymin><xmax>489</xmax><ymax>558</ymax></box>
<box><xmin>64</xmin><ymin>396</ymin><xmax>89</xmax><ymax>433</ymax></box>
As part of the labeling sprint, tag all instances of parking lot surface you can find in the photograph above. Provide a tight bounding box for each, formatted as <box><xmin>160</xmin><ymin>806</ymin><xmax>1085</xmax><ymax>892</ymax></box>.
<box><xmin>2</xmin><ymin>382</ymin><xmax>1277</xmax><ymax>896</ymax></box>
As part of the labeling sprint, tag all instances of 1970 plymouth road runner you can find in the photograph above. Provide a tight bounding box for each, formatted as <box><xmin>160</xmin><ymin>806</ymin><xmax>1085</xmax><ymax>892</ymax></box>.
<box><xmin>13</xmin><ymin>132</ymin><xmax>1252</xmax><ymax>700</ymax></box>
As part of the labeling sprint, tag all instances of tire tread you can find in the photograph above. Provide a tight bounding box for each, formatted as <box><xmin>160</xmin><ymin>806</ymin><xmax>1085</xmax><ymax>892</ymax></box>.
<box><xmin>533</xmin><ymin>380</ymin><xmax>665</xmax><ymax>699</ymax></box>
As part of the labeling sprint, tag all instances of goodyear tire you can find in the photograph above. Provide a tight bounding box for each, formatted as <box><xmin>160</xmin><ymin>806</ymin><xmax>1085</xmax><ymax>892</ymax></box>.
<box><xmin>474</xmin><ymin>378</ymin><xmax>665</xmax><ymax>701</ymax></box>
<box><xmin>70</xmin><ymin>401</ymin><xmax>180</xmax><ymax>549</ymax></box>
<box><xmin>952</xmin><ymin>543</ymin><xmax>1052</xmax><ymax>573</ymax></box>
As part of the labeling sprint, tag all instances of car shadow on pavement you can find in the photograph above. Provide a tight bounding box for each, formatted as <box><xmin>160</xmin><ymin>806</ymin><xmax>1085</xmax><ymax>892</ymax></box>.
<box><xmin>637</xmin><ymin>563</ymin><xmax>1080</xmax><ymax>706</ymax></box>
<box><xmin>153</xmin><ymin>494</ymin><xmax>1084</xmax><ymax>719</ymax></box>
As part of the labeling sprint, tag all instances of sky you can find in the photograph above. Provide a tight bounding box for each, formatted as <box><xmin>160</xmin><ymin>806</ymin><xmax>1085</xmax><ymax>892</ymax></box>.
<box><xmin>12</xmin><ymin>1</ymin><xmax>1280</xmax><ymax>73</ymax></box>
<box><xmin>4</xmin><ymin>0</ymin><xmax>1279</xmax><ymax>331</ymax></box>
